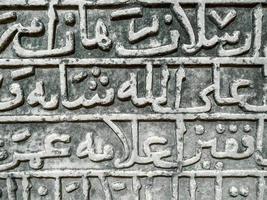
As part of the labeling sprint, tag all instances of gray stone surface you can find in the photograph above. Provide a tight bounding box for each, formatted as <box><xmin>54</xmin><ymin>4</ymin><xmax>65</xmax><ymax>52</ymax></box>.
<box><xmin>0</xmin><ymin>0</ymin><xmax>265</xmax><ymax>199</ymax></box>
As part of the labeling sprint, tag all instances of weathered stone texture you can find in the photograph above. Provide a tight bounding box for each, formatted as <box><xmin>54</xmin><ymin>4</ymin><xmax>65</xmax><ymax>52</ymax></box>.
<box><xmin>0</xmin><ymin>0</ymin><xmax>265</xmax><ymax>199</ymax></box>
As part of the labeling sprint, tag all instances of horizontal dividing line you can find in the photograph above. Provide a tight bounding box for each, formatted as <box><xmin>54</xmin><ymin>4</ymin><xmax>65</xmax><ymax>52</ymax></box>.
<box><xmin>0</xmin><ymin>169</ymin><xmax>266</xmax><ymax>178</ymax></box>
<box><xmin>0</xmin><ymin>0</ymin><xmax>265</xmax><ymax>6</ymax></box>
<box><xmin>0</xmin><ymin>113</ymin><xmax>264</xmax><ymax>122</ymax></box>
<box><xmin>0</xmin><ymin>57</ymin><xmax>264</xmax><ymax>66</ymax></box>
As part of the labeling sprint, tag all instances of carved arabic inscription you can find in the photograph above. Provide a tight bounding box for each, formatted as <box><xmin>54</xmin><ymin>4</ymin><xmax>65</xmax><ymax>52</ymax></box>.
<box><xmin>0</xmin><ymin>0</ymin><xmax>265</xmax><ymax>199</ymax></box>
